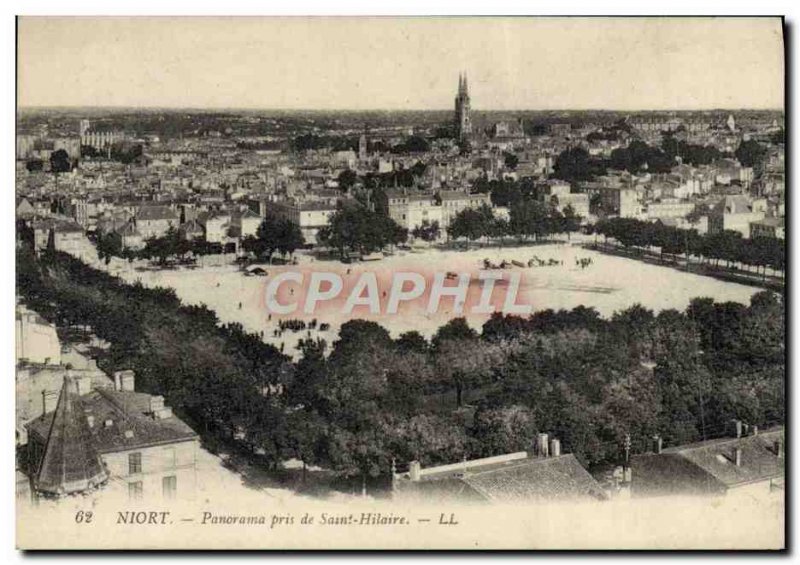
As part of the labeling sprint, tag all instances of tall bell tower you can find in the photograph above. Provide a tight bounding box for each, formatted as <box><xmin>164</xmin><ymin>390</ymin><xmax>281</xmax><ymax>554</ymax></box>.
<box><xmin>454</xmin><ymin>72</ymin><xmax>472</xmax><ymax>140</ymax></box>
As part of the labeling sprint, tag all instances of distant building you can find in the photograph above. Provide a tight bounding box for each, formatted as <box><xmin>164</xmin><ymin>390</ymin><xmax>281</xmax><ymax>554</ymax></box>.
<box><xmin>750</xmin><ymin>217</ymin><xmax>785</xmax><ymax>240</ymax></box>
<box><xmin>31</xmin><ymin>217</ymin><xmax>88</xmax><ymax>256</ymax></box>
<box><xmin>134</xmin><ymin>205</ymin><xmax>179</xmax><ymax>239</ymax></box>
<box><xmin>229</xmin><ymin>209</ymin><xmax>262</xmax><ymax>239</ymax></box>
<box><xmin>358</xmin><ymin>134</ymin><xmax>368</xmax><ymax>161</ymax></box>
<box><xmin>454</xmin><ymin>72</ymin><xmax>472</xmax><ymax>141</ymax></box>
<box><xmin>270</xmin><ymin>200</ymin><xmax>335</xmax><ymax>246</ymax></box>
<box><xmin>549</xmin><ymin>123</ymin><xmax>572</xmax><ymax>136</ymax></box>
<box><xmin>708</xmin><ymin>195</ymin><xmax>767</xmax><ymax>238</ymax></box>
<box><xmin>645</xmin><ymin>199</ymin><xmax>696</xmax><ymax>221</ymax></box>
<box><xmin>16</xmin><ymin>305</ymin><xmax>61</xmax><ymax>366</ymax></box>
<box><xmin>492</xmin><ymin>120</ymin><xmax>525</xmax><ymax>139</ymax></box>
<box><xmin>727</xmin><ymin>114</ymin><xmax>736</xmax><ymax>132</ymax></box>
<box><xmin>437</xmin><ymin>190</ymin><xmax>492</xmax><ymax>229</ymax></box>
<box><xmin>197</xmin><ymin>211</ymin><xmax>232</xmax><ymax>244</ymax></box>
<box><xmin>386</xmin><ymin>190</ymin><xmax>443</xmax><ymax>234</ymax></box>
<box><xmin>631</xmin><ymin>425</ymin><xmax>784</xmax><ymax>498</ymax></box>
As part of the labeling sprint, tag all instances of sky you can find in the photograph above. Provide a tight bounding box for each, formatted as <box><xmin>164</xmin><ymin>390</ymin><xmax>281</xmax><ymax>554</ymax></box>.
<box><xmin>17</xmin><ymin>17</ymin><xmax>785</xmax><ymax>111</ymax></box>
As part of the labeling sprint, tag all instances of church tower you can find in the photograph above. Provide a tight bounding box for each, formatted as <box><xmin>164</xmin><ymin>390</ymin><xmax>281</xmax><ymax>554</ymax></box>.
<box><xmin>454</xmin><ymin>72</ymin><xmax>472</xmax><ymax>140</ymax></box>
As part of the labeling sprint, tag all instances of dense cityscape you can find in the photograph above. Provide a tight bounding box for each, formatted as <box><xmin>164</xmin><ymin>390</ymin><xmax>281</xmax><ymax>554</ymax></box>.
<box><xmin>16</xmin><ymin>71</ymin><xmax>785</xmax><ymax>511</ymax></box>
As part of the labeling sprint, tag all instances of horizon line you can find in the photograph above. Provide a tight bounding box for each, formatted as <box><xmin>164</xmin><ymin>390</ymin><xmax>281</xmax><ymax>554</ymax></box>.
<box><xmin>17</xmin><ymin>105</ymin><xmax>785</xmax><ymax>114</ymax></box>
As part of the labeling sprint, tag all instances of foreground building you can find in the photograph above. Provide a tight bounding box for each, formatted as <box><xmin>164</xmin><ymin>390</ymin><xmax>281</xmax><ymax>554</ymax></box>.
<box><xmin>631</xmin><ymin>425</ymin><xmax>784</xmax><ymax>498</ymax></box>
<box><xmin>393</xmin><ymin>434</ymin><xmax>607</xmax><ymax>504</ymax></box>
<box><xmin>25</xmin><ymin>372</ymin><xmax>199</xmax><ymax>502</ymax></box>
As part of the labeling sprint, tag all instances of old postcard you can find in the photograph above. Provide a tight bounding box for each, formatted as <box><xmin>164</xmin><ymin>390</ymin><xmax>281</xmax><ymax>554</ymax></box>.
<box><xmin>15</xmin><ymin>16</ymin><xmax>785</xmax><ymax>550</ymax></box>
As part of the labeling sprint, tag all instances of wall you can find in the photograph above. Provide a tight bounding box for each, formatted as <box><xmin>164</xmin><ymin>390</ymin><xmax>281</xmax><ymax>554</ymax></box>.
<box><xmin>101</xmin><ymin>439</ymin><xmax>198</xmax><ymax>502</ymax></box>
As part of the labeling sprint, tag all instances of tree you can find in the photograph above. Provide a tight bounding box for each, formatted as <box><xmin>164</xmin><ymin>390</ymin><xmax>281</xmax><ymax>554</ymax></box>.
<box><xmin>283</xmin><ymin>410</ymin><xmax>326</xmax><ymax>482</ymax></box>
<box><xmin>509</xmin><ymin>199</ymin><xmax>550</xmax><ymax>240</ymax></box>
<box><xmin>553</xmin><ymin>147</ymin><xmax>605</xmax><ymax>182</ymax></box>
<box><xmin>470</xmin><ymin>405</ymin><xmax>537</xmax><ymax>458</ymax></box>
<box><xmin>503</xmin><ymin>151</ymin><xmax>519</xmax><ymax>170</ymax></box>
<box><xmin>447</xmin><ymin>204</ymin><xmax>495</xmax><ymax>244</ymax></box>
<box><xmin>560</xmin><ymin>204</ymin><xmax>581</xmax><ymax>237</ymax></box>
<box><xmin>50</xmin><ymin>149</ymin><xmax>72</xmax><ymax>174</ymax></box>
<box><xmin>735</xmin><ymin>140</ymin><xmax>768</xmax><ymax>168</ymax></box>
<box><xmin>245</xmin><ymin>214</ymin><xmax>305</xmax><ymax>263</ymax></box>
<box><xmin>337</xmin><ymin>169</ymin><xmax>358</xmax><ymax>192</ymax></box>
<box><xmin>96</xmin><ymin>231</ymin><xmax>123</xmax><ymax>264</ymax></box>
<box><xmin>318</xmin><ymin>202</ymin><xmax>405</xmax><ymax>257</ymax></box>
<box><xmin>411</xmin><ymin>220</ymin><xmax>440</xmax><ymax>242</ymax></box>
<box><xmin>25</xmin><ymin>159</ymin><xmax>43</xmax><ymax>172</ymax></box>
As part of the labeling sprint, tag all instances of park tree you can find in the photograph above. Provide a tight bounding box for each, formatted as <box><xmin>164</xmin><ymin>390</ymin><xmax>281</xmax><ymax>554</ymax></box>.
<box><xmin>245</xmin><ymin>213</ymin><xmax>305</xmax><ymax>263</ymax></box>
<box><xmin>411</xmin><ymin>219</ymin><xmax>440</xmax><ymax>242</ymax></box>
<box><xmin>318</xmin><ymin>202</ymin><xmax>406</xmax><ymax>257</ymax></box>
<box><xmin>470</xmin><ymin>405</ymin><xmax>537</xmax><ymax>458</ymax></box>
<box><xmin>447</xmin><ymin>204</ymin><xmax>496</xmax><ymax>244</ymax></box>
<box><xmin>96</xmin><ymin>231</ymin><xmax>124</xmax><ymax>264</ymax></box>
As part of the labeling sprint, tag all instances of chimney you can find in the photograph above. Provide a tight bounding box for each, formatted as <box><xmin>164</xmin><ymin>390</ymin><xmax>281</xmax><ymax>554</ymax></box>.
<box><xmin>733</xmin><ymin>447</ymin><xmax>742</xmax><ymax>467</ymax></box>
<box><xmin>114</xmin><ymin>370</ymin><xmax>135</xmax><ymax>392</ymax></box>
<box><xmin>149</xmin><ymin>395</ymin><xmax>165</xmax><ymax>413</ymax></box>
<box><xmin>75</xmin><ymin>375</ymin><xmax>92</xmax><ymax>396</ymax></box>
<box><xmin>537</xmin><ymin>433</ymin><xmax>549</xmax><ymax>457</ymax></box>
<box><xmin>733</xmin><ymin>419</ymin><xmax>743</xmax><ymax>438</ymax></box>
<box><xmin>409</xmin><ymin>460</ymin><xmax>421</xmax><ymax>482</ymax></box>
<box><xmin>549</xmin><ymin>438</ymin><xmax>561</xmax><ymax>457</ymax></box>
<box><xmin>42</xmin><ymin>390</ymin><xmax>59</xmax><ymax>414</ymax></box>
<box><xmin>653</xmin><ymin>435</ymin><xmax>663</xmax><ymax>454</ymax></box>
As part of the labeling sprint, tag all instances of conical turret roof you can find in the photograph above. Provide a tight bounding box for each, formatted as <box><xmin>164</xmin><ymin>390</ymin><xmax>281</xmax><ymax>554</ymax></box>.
<box><xmin>34</xmin><ymin>377</ymin><xmax>108</xmax><ymax>496</ymax></box>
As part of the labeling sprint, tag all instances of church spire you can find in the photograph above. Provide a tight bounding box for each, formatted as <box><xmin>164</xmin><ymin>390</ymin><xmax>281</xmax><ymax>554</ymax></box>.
<box><xmin>462</xmin><ymin>71</ymin><xmax>468</xmax><ymax>96</ymax></box>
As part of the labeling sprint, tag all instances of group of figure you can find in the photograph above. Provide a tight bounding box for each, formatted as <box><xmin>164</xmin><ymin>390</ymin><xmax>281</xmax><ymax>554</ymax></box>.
<box><xmin>576</xmin><ymin>257</ymin><xmax>594</xmax><ymax>270</ymax></box>
<box><xmin>272</xmin><ymin>318</ymin><xmax>331</xmax><ymax>338</ymax></box>
<box><xmin>528</xmin><ymin>255</ymin><xmax>564</xmax><ymax>268</ymax></box>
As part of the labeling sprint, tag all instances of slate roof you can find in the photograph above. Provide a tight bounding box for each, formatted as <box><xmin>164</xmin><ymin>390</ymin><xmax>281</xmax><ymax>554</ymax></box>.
<box><xmin>396</xmin><ymin>453</ymin><xmax>607</xmax><ymax>504</ymax></box>
<box><xmin>136</xmin><ymin>205</ymin><xmax>178</xmax><ymax>222</ymax></box>
<box><xmin>32</xmin><ymin>217</ymin><xmax>84</xmax><ymax>233</ymax></box>
<box><xmin>660</xmin><ymin>429</ymin><xmax>784</xmax><ymax>488</ymax></box>
<box><xmin>460</xmin><ymin>454</ymin><xmax>607</xmax><ymax>503</ymax></box>
<box><xmin>713</xmin><ymin>195</ymin><xmax>755</xmax><ymax>215</ymax></box>
<box><xmin>28</xmin><ymin>385</ymin><xmax>198</xmax><ymax>458</ymax></box>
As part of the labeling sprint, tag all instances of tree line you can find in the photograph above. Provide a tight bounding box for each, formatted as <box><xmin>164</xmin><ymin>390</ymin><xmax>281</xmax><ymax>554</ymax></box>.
<box><xmin>16</xmin><ymin>244</ymin><xmax>784</xmax><ymax>493</ymax></box>
<box><xmin>95</xmin><ymin>215</ymin><xmax>305</xmax><ymax>266</ymax></box>
<box><xmin>552</xmin><ymin>139</ymin><xmax>770</xmax><ymax>184</ymax></box>
<box><xmin>447</xmin><ymin>202</ymin><xmax>581</xmax><ymax>244</ymax></box>
<box><xmin>593</xmin><ymin>217</ymin><xmax>785</xmax><ymax>276</ymax></box>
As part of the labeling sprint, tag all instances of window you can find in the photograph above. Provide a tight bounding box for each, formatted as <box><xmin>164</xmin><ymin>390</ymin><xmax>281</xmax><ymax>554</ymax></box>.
<box><xmin>164</xmin><ymin>447</ymin><xmax>177</xmax><ymax>469</ymax></box>
<box><xmin>162</xmin><ymin>475</ymin><xmax>177</xmax><ymax>499</ymax></box>
<box><xmin>128</xmin><ymin>452</ymin><xmax>142</xmax><ymax>475</ymax></box>
<box><xmin>128</xmin><ymin>481</ymin><xmax>143</xmax><ymax>499</ymax></box>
